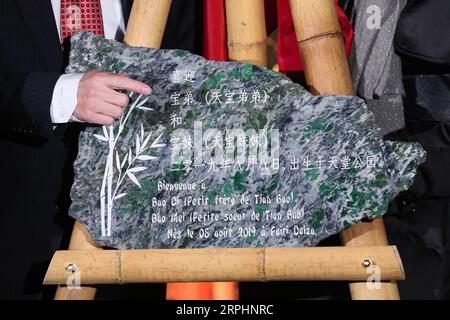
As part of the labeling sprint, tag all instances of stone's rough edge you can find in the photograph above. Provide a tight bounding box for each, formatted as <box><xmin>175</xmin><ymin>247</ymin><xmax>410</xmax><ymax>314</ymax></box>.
<box><xmin>67</xmin><ymin>32</ymin><xmax>427</xmax><ymax>250</ymax></box>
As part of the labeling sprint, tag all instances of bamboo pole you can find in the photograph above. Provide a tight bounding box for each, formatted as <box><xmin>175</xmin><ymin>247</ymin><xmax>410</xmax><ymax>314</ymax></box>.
<box><xmin>289</xmin><ymin>0</ymin><xmax>353</xmax><ymax>95</ymax></box>
<box><xmin>340</xmin><ymin>218</ymin><xmax>400</xmax><ymax>299</ymax></box>
<box><xmin>223</xmin><ymin>0</ymin><xmax>269</xmax><ymax>299</ymax></box>
<box><xmin>289</xmin><ymin>0</ymin><xmax>400</xmax><ymax>299</ymax></box>
<box><xmin>225</xmin><ymin>0</ymin><xmax>268</xmax><ymax>67</ymax></box>
<box><xmin>124</xmin><ymin>0</ymin><xmax>172</xmax><ymax>48</ymax></box>
<box><xmin>53</xmin><ymin>222</ymin><xmax>101</xmax><ymax>300</ymax></box>
<box><xmin>44</xmin><ymin>246</ymin><xmax>404</xmax><ymax>284</ymax></box>
<box><xmin>222</xmin><ymin>0</ymin><xmax>270</xmax><ymax>300</ymax></box>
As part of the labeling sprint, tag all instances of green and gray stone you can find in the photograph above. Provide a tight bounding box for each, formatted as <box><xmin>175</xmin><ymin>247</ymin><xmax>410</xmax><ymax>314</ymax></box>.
<box><xmin>67</xmin><ymin>32</ymin><xmax>425</xmax><ymax>249</ymax></box>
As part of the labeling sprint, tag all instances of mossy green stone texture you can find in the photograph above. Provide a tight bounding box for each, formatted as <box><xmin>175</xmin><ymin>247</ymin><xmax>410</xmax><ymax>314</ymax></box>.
<box><xmin>67</xmin><ymin>32</ymin><xmax>425</xmax><ymax>249</ymax></box>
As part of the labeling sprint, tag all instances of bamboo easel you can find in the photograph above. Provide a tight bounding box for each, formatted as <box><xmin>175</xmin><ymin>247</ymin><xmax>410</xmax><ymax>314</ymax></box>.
<box><xmin>47</xmin><ymin>0</ymin><xmax>403</xmax><ymax>300</ymax></box>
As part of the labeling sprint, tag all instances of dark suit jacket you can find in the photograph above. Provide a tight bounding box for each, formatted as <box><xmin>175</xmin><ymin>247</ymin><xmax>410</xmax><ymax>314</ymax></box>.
<box><xmin>0</xmin><ymin>0</ymin><xmax>202</xmax><ymax>299</ymax></box>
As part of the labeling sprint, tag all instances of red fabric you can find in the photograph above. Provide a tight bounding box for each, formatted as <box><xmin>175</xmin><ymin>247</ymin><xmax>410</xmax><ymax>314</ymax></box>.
<box><xmin>277</xmin><ymin>0</ymin><xmax>353</xmax><ymax>73</ymax></box>
<box><xmin>60</xmin><ymin>0</ymin><xmax>104</xmax><ymax>43</ymax></box>
<box><xmin>166</xmin><ymin>283</ymin><xmax>213</xmax><ymax>300</ymax></box>
<box><xmin>203</xmin><ymin>0</ymin><xmax>228</xmax><ymax>61</ymax></box>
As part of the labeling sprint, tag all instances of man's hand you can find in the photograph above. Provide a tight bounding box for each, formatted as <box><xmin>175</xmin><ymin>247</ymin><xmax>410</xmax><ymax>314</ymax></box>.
<box><xmin>73</xmin><ymin>71</ymin><xmax>152</xmax><ymax>125</ymax></box>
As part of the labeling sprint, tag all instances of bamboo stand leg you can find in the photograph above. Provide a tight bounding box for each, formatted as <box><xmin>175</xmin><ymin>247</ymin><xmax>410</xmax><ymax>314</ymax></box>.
<box><xmin>55</xmin><ymin>0</ymin><xmax>172</xmax><ymax>300</ymax></box>
<box><xmin>341</xmin><ymin>219</ymin><xmax>400</xmax><ymax>299</ymax></box>
<box><xmin>221</xmin><ymin>0</ymin><xmax>269</xmax><ymax>300</ymax></box>
<box><xmin>289</xmin><ymin>0</ymin><xmax>400</xmax><ymax>299</ymax></box>
<box><xmin>225</xmin><ymin>0</ymin><xmax>268</xmax><ymax>67</ymax></box>
<box><xmin>124</xmin><ymin>0</ymin><xmax>172</xmax><ymax>47</ymax></box>
<box><xmin>54</xmin><ymin>222</ymin><xmax>101</xmax><ymax>300</ymax></box>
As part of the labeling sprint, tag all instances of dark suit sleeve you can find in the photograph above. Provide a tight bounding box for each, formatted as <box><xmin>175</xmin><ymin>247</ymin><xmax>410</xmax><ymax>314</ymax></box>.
<box><xmin>0</xmin><ymin>71</ymin><xmax>61</xmax><ymax>139</ymax></box>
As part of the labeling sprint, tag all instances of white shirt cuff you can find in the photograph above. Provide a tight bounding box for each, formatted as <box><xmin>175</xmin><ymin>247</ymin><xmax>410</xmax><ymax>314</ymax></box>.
<box><xmin>50</xmin><ymin>73</ymin><xmax>84</xmax><ymax>124</ymax></box>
